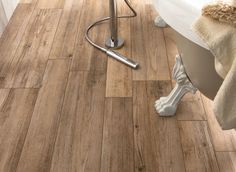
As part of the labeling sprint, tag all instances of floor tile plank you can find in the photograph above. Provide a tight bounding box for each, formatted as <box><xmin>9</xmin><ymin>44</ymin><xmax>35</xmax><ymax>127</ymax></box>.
<box><xmin>133</xmin><ymin>81</ymin><xmax>185</xmax><ymax>172</ymax></box>
<box><xmin>131</xmin><ymin>5</ymin><xmax>170</xmax><ymax>81</ymax></box>
<box><xmin>101</xmin><ymin>98</ymin><xmax>134</xmax><ymax>172</ymax></box>
<box><xmin>0</xmin><ymin>4</ymin><xmax>34</xmax><ymax>83</ymax></box>
<box><xmin>105</xmin><ymin>9</ymin><xmax>132</xmax><ymax>97</ymax></box>
<box><xmin>37</xmin><ymin>0</ymin><xmax>65</xmax><ymax>9</ymax></box>
<box><xmin>16</xmin><ymin>59</ymin><xmax>70</xmax><ymax>172</ymax></box>
<box><xmin>216</xmin><ymin>152</ymin><xmax>236</xmax><ymax>172</ymax></box>
<box><xmin>177</xmin><ymin>92</ymin><xmax>206</xmax><ymax>121</ymax></box>
<box><xmin>0</xmin><ymin>89</ymin><xmax>38</xmax><ymax>172</ymax></box>
<box><xmin>201</xmin><ymin>95</ymin><xmax>236</xmax><ymax>151</ymax></box>
<box><xmin>179</xmin><ymin>121</ymin><xmax>220</xmax><ymax>172</ymax></box>
<box><xmin>71</xmin><ymin>0</ymin><xmax>108</xmax><ymax>71</ymax></box>
<box><xmin>0</xmin><ymin>9</ymin><xmax>61</xmax><ymax>88</ymax></box>
<box><xmin>50</xmin><ymin>70</ymin><xmax>106</xmax><ymax>172</ymax></box>
<box><xmin>49</xmin><ymin>0</ymin><xmax>83</xmax><ymax>59</ymax></box>
<box><xmin>163</xmin><ymin>27</ymin><xmax>178</xmax><ymax>77</ymax></box>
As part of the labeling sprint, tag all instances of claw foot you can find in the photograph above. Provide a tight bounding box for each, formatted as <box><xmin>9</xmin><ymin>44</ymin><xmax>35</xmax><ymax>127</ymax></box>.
<box><xmin>155</xmin><ymin>55</ymin><xmax>197</xmax><ymax>116</ymax></box>
<box><xmin>154</xmin><ymin>16</ymin><xmax>168</xmax><ymax>28</ymax></box>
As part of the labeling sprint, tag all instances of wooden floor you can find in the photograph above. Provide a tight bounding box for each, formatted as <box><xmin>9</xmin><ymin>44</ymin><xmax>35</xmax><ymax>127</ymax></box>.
<box><xmin>0</xmin><ymin>0</ymin><xmax>236</xmax><ymax>171</ymax></box>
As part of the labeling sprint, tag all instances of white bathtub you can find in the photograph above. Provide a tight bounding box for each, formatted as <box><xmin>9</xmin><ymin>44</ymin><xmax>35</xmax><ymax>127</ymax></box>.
<box><xmin>153</xmin><ymin>0</ymin><xmax>211</xmax><ymax>49</ymax></box>
<box><xmin>152</xmin><ymin>0</ymin><xmax>223</xmax><ymax>100</ymax></box>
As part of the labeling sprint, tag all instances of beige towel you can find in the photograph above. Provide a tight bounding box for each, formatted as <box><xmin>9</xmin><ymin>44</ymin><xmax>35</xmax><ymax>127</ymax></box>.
<box><xmin>193</xmin><ymin>0</ymin><xmax>236</xmax><ymax>130</ymax></box>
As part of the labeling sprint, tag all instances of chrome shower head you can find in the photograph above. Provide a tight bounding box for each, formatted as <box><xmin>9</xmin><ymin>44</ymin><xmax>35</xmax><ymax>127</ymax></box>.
<box><xmin>106</xmin><ymin>50</ymin><xmax>139</xmax><ymax>69</ymax></box>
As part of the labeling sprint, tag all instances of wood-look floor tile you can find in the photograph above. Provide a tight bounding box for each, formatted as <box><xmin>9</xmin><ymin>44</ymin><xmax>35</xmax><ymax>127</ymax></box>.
<box><xmin>0</xmin><ymin>89</ymin><xmax>38</xmax><ymax>172</ymax></box>
<box><xmin>0</xmin><ymin>4</ymin><xmax>34</xmax><ymax>82</ymax></box>
<box><xmin>201</xmin><ymin>95</ymin><xmax>236</xmax><ymax>151</ymax></box>
<box><xmin>133</xmin><ymin>81</ymin><xmax>185</xmax><ymax>172</ymax></box>
<box><xmin>16</xmin><ymin>59</ymin><xmax>70</xmax><ymax>172</ymax></box>
<box><xmin>37</xmin><ymin>0</ymin><xmax>65</xmax><ymax>9</ymax></box>
<box><xmin>179</xmin><ymin>121</ymin><xmax>220</xmax><ymax>172</ymax></box>
<box><xmin>20</xmin><ymin>0</ymin><xmax>31</xmax><ymax>3</ymax></box>
<box><xmin>163</xmin><ymin>27</ymin><xmax>178</xmax><ymax>77</ymax></box>
<box><xmin>50</xmin><ymin>70</ymin><xmax>106</xmax><ymax>172</ymax></box>
<box><xmin>176</xmin><ymin>92</ymin><xmax>206</xmax><ymax>121</ymax></box>
<box><xmin>71</xmin><ymin>0</ymin><xmax>108</xmax><ymax>71</ymax></box>
<box><xmin>0</xmin><ymin>9</ymin><xmax>61</xmax><ymax>88</ymax></box>
<box><xmin>131</xmin><ymin>5</ymin><xmax>170</xmax><ymax>81</ymax></box>
<box><xmin>49</xmin><ymin>0</ymin><xmax>83</xmax><ymax>59</ymax></box>
<box><xmin>216</xmin><ymin>152</ymin><xmax>236</xmax><ymax>172</ymax></box>
<box><xmin>101</xmin><ymin>98</ymin><xmax>134</xmax><ymax>172</ymax></box>
<box><xmin>105</xmin><ymin>14</ymin><xmax>132</xmax><ymax>97</ymax></box>
<box><xmin>0</xmin><ymin>0</ymin><xmax>234</xmax><ymax>172</ymax></box>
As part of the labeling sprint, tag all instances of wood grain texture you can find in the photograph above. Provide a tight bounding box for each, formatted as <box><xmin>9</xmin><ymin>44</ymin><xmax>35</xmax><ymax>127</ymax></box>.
<box><xmin>20</xmin><ymin>0</ymin><xmax>38</xmax><ymax>4</ymax></box>
<box><xmin>201</xmin><ymin>95</ymin><xmax>236</xmax><ymax>151</ymax></box>
<box><xmin>133</xmin><ymin>81</ymin><xmax>185</xmax><ymax>172</ymax></box>
<box><xmin>20</xmin><ymin>0</ymin><xmax>33</xmax><ymax>3</ymax></box>
<box><xmin>50</xmin><ymin>70</ymin><xmax>106</xmax><ymax>172</ymax></box>
<box><xmin>16</xmin><ymin>59</ymin><xmax>70</xmax><ymax>172</ymax></box>
<box><xmin>179</xmin><ymin>121</ymin><xmax>220</xmax><ymax>172</ymax></box>
<box><xmin>0</xmin><ymin>4</ymin><xmax>34</xmax><ymax>82</ymax></box>
<box><xmin>71</xmin><ymin>0</ymin><xmax>108</xmax><ymax>71</ymax></box>
<box><xmin>216</xmin><ymin>152</ymin><xmax>236</xmax><ymax>172</ymax></box>
<box><xmin>0</xmin><ymin>9</ymin><xmax>61</xmax><ymax>88</ymax></box>
<box><xmin>163</xmin><ymin>27</ymin><xmax>178</xmax><ymax>80</ymax></box>
<box><xmin>37</xmin><ymin>0</ymin><xmax>65</xmax><ymax>9</ymax></box>
<box><xmin>0</xmin><ymin>89</ymin><xmax>38</xmax><ymax>172</ymax></box>
<box><xmin>49</xmin><ymin>0</ymin><xmax>83</xmax><ymax>59</ymax></box>
<box><xmin>105</xmin><ymin>7</ymin><xmax>132</xmax><ymax>97</ymax></box>
<box><xmin>131</xmin><ymin>4</ymin><xmax>170</xmax><ymax>80</ymax></box>
<box><xmin>0</xmin><ymin>0</ymin><xmax>233</xmax><ymax>171</ymax></box>
<box><xmin>177</xmin><ymin>92</ymin><xmax>206</xmax><ymax>121</ymax></box>
<box><xmin>101</xmin><ymin>98</ymin><xmax>134</xmax><ymax>172</ymax></box>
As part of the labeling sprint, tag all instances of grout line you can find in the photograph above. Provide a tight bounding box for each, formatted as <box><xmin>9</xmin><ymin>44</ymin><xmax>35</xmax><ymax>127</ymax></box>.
<box><xmin>47</xmin><ymin>59</ymin><xmax>72</xmax><ymax>172</ymax></box>
<box><xmin>215</xmin><ymin>151</ymin><xmax>236</xmax><ymax>153</ymax></box>
<box><xmin>0</xmin><ymin>87</ymin><xmax>40</xmax><ymax>89</ymax></box>
<box><xmin>177</xmin><ymin>119</ymin><xmax>208</xmax><ymax>122</ymax></box>
<box><xmin>105</xmin><ymin>96</ymin><xmax>133</xmax><ymax>98</ymax></box>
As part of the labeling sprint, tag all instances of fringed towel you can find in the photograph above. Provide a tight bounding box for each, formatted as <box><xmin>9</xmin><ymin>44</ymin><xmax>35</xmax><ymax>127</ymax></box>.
<box><xmin>193</xmin><ymin>0</ymin><xmax>236</xmax><ymax>130</ymax></box>
<box><xmin>202</xmin><ymin>0</ymin><xmax>236</xmax><ymax>27</ymax></box>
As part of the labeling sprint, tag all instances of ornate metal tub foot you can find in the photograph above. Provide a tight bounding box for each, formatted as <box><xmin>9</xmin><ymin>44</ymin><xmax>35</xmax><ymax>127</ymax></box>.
<box><xmin>155</xmin><ymin>55</ymin><xmax>197</xmax><ymax>116</ymax></box>
<box><xmin>154</xmin><ymin>16</ymin><xmax>168</xmax><ymax>28</ymax></box>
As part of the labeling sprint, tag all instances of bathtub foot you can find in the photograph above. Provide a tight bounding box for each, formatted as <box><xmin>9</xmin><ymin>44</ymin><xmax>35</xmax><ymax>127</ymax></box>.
<box><xmin>154</xmin><ymin>16</ymin><xmax>168</xmax><ymax>28</ymax></box>
<box><xmin>155</xmin><ymin>55</ymin><xmax>197</xmax><ymax>116</ymax></box>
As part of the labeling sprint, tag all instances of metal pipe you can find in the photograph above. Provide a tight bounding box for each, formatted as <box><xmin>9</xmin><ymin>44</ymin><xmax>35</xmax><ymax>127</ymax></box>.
<box><xmin>106</xmin><ymin>0</ymin><xmax>124</xmax><ymax>49</ymax></box>
<box><xmin>110</xmin><ymin>0</ymin><xmax>118</xmax><ymax>42</ymax></box>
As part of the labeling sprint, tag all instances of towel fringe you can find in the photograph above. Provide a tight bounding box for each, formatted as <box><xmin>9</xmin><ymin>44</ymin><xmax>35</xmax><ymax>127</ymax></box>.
<box><xmin>202</xmin><ymin>2</ymin><xmax>236</xmax><ymax>26</ymax></box>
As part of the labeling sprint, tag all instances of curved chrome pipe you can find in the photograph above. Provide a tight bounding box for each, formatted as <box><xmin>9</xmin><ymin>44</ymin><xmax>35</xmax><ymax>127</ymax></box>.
<box><xmin>85</xmin><ymin>0</ymin><xmax>138</xmax><ymax>69</ymax></box>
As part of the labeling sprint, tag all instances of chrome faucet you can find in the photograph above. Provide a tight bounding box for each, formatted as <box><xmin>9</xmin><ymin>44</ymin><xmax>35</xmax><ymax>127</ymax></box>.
<box><xmin>85</xmin><ymin>0</ymin><xmax>139</xmax><ymax>68</ymax></box>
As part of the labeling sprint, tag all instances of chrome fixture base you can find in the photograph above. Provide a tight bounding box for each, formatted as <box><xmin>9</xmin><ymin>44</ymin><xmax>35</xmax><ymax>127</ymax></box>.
<box><xmin>105</xmin><ymin>37</ymin><xmax>125</xmax><ymax>49</ymax></box>
<box><xmin>154</xmin><ymin>16</ymin><xmax>168</xmax><ymax>28</ymax></box>
<box><xmin>155</xmin><ymin>55</ymin><xmax>197</xmax><ymax>116</ymax></box>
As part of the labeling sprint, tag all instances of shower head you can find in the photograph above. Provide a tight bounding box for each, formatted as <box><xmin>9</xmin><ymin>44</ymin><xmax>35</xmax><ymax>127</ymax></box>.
<box><xmin>106</xmin><ymin>49</ymin><xmax>139</xmax><ymax>69</ymax></box>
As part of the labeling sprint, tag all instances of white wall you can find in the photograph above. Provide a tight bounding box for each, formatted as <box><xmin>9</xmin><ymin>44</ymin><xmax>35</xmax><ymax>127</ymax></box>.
<box><xmin>0</xmin><ymin>0</ymin><xmax>19</xmax><ymax>36</ymax></box>
<box><xmin>2</xmin><ymin>0</ymin><xmax>19</xmax><ymax>20</ymax></box>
